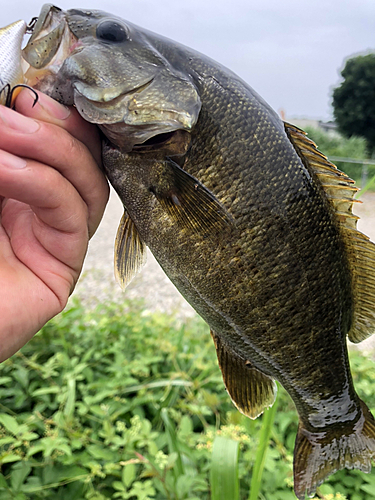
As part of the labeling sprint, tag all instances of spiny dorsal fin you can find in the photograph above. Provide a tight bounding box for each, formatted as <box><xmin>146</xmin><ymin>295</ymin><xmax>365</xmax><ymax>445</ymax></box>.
<box><xmin>284</xmin><ymin>122</ymin><xmax>375</xmax><ymax>342</ymax></box>
<box><xmin>114</xmin><ymin>210</ymin><xmax>147</xmax><ymax>290</ymax></box>
<box><xmin>211</xmin><ymin>330</ymin><xmax>276</xmax><ymax>418</ymax></box>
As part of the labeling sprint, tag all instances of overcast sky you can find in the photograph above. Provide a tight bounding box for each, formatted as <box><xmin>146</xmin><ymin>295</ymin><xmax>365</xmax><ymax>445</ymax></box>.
<box><xmin>3</xmin><ymin>0</ymin><xmax>375</xmax><ymax>120</ymax></box>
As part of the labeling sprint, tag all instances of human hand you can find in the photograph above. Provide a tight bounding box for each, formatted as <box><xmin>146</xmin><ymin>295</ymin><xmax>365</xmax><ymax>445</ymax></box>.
<box><xmin>0</xmin><ymin>89</ymin><xmax>109</xmax><ymax>362</ymax></box>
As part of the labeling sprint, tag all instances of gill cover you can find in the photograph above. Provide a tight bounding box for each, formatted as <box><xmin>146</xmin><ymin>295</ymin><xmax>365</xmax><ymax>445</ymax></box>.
<box><xmin>23</xmin><ymin>5</ymin><xmax>201</xmax><ymax>150</ymax></box>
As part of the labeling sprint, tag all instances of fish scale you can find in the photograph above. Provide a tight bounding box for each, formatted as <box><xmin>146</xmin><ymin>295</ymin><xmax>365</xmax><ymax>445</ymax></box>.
<box><xmin>19</xmin><ymin>6</ymin><xmax>375</xmax><ymax>498</ymax></box>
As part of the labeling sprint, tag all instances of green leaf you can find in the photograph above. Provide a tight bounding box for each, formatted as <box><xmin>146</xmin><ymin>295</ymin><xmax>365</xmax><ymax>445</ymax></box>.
<box><xmin>319</xmin><ymin>483</ymin><xmax>335</xmax><ymax>496</ymax></box>
<box><xmin>10</xmin><ymin>463</ymin><xmax>31</xmax><ymax>492</ymax></box>
<box><xmin>122</xmin><ymin>463</ymin><xmax>136</xmax><ymax>488</ymax></box>
<box><xmin>161</xmin><ymin>409</ymin><xmax>185</xmax><ymax>478</ymax></box>
<box><xmin>0</xmin><ymin>377</ymin><xmax>12</xmax><ymax>385</ymax></box>
<box><xmin>361</xmin><ymin>484</ymin><xmax>375</xmax><ymax>496</ymax></box>
<box><xmin>87</xmin><ymin>445</ymin><xmax>117</xmax><ymax>461</ymax></box>
<box><xmin>0</xmin><ymin>437</ymin><xmax>17</xmax><ymax>447</ymax></box>
<box><xmin>13</xmin><ymin>367</ymin><xmax>29</xmax><ymax>390</ymax></box>
<box><xmin>0</xmin><ymin>414</ymin><xmax>20</xmax><ymax>435</ymax></box>
<box><xmin>13</xmin><ymin>493</ymin><xmax>27</xmax><ymax>500</ymax></box>
<box><xmin>113</xmin><ymin>481</ymin><xmax>126</xmax><ymax>491</ymax></box>
<box><xmin>21</xmin><ymin>432</ymin><xmax>39</xmax><ymax>442</ymax></box>
<box><xmin>0</xmin><ymin>454</ymin><xmax>22</xmax><ymax>464</ymax></box>
<box><xmin>31</xmin><ymin>387</ymin><xmax>60</xmax><ymax>396</ymax></box>
<box><xmin>0</xmin><ymin>473</ymin><xmax>8</xmax><ymax>489</ymax></box>
<box><xmin>26</xmin><ymin>445</ymin><xmax>45</xmax><ymax>457</ymax></box>
<box><xmin>176</xmin><ymin>474</ymin><xmax>195</xmax><ymax>498</ymax></box>
<box><xmin>64</xmin><ymin>377</ymin><xmax>76</xmax><ymax>418</ymax></box>
<box><xmin>21</xmin><ymin>476</ymin><xmax>43</xmax><ymax>493</ymax></box>
<box><xmin>249</xmin><ymin>394</ymin><xmax>279</xmax><ymax>500</ymax></box>
<box><xmin>352</xmin><ymin>494</ymin><xmax>363</xmax><ymax>500</ymax></box>
<box><xmin>210</xmin><ymin>436</ymin><xmax>239</xmax><ymax>500</ymax></box>
<box><xmin>363</xmin><ymin>473</ymin><xmax>375</xmax><ymax>486</ymax></box>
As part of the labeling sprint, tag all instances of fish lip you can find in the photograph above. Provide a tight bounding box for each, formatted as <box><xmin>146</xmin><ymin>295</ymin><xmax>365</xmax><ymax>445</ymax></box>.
<box><xmin>72</xmin><ymin>74</ymin><xmax>197</xmax><ymax>137</ymax></box>
<box><xmin>72</xmin><ymin>75</ymin><xmax>156</xmax><ymax>106</ymax></box>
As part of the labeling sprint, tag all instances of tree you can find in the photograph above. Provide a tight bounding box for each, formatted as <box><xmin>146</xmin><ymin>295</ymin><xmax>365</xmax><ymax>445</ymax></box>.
<box><xmin>332</xmin><ymin>53</ymin><xmax>375</xmax><ymax>155</ymax></box>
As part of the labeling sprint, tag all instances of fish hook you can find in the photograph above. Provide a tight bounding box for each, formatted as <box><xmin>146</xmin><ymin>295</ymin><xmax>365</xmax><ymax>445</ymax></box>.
<box><xmin>0</xmin><ymin>83</ymin><xmax>10</xmax><ymax>105</ymax></box>
<box><xmin>26</xmin><ymin>17</ymin><xmax>38</xmax><ymax>34</ymax></box>
<box><xmin>0</xmin><ymin>84</ymin><xmax>39</xmax><ymax>109</ymax></box>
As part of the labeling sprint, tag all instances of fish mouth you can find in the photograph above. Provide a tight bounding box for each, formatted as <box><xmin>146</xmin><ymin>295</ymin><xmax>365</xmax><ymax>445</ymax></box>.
<box><xmin>22</xmin><ymin>4</ymin><xmax>201</xmax><ymax>152</ymax></box>
<box><xmin>124</xmin><ymin>129</ymin><xmax>192</xmax><ymax>157</ymax></box>
<box><xmin>72</xmin><ymin>75</ymin><xmax>196</xmax><ymax>152</ymax></box>
<box><xmin>99</xmin><ymin>119</ymin><xmax>193</xmax><ymax>154</ymax></box>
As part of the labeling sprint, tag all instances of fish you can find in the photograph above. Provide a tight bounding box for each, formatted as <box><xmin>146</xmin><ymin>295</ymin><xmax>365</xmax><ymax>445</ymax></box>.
<box><xmin>0</xmin><ymin>20</ymin><xmax>27</xmax><ymax>106</ymax></box>
<box><xmin>21</xmin><ymin>5</ymin><xmax>375</xmax><ymax>498</ymax></box>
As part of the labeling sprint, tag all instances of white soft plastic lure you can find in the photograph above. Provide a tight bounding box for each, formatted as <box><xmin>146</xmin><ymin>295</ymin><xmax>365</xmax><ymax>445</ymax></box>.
<box><xmin>0</xmin><ymin>20</ymin><xmax>27</xmax><ymax>105</ymax></box>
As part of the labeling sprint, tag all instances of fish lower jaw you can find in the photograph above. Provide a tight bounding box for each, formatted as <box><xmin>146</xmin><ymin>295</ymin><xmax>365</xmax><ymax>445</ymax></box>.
<box><xmin>100</xmin><ymin>121</ymin><xmax>190</xmax><ymax>153</ymax></box>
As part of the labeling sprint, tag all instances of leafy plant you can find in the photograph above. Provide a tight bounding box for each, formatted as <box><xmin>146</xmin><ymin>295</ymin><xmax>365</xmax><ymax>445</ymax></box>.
<box><xmin>304</xmin><ymin>126</ymin><xmax>372</xmax><ymax>186</ymax></box>
<box><xmin>0</xmin><ymin>299</ymin><xmax>374</xmax><ymax>499</ymax></box>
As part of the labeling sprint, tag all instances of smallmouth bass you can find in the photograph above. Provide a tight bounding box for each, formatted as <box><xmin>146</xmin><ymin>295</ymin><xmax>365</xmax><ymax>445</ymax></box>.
<box><xmin>20</xmin><ymin>5</ymin><xmax>375</xmax><ymax>498</ymax></box>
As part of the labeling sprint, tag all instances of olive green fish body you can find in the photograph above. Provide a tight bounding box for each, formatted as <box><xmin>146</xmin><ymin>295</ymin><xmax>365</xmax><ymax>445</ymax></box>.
<box><xmin>22</xmin><ymin>6</ymin><xmax>375</xmax><ymax>498</ymax></box>
<box><xmin>104</xmin><ymin>60</ymin><xmax>356</xmax><ymax>427</ymax></box>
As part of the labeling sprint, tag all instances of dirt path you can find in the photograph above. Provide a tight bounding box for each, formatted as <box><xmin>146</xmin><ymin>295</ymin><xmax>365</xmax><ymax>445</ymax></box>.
<box><xmin>74</xmin><ymin>189</ymin><xmax>195</xmax><ymax>317</ymax></box>
<box><xmin>74</xmin><ymin>189</ymin><xmax>375</xmax><ymax>346</ymax></box>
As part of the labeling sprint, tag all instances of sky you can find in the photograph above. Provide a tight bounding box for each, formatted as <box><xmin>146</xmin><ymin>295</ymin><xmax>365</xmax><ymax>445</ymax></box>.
<box><xmin>3</xmin><ymin>0</ymin><xmax>375</xmax><ymax>120</ymax></box>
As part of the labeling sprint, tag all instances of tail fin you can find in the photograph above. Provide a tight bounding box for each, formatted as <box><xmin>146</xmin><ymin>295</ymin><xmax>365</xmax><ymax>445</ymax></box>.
<box><xmin>293</xmin><ymin>400</ymin><xmax>375</xmax><ymax>500</ymax></box>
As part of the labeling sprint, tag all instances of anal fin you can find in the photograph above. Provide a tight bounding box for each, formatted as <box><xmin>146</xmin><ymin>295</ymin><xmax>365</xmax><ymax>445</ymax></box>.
<box><xmin>114</xmin><ymin>210</ymin><xmax>147</xmax><ymax>290</ymax></box>
<box><xmin>211</xmin><ymin>330</ymin><xmax>276</xmax><ymax>419</ymax></box>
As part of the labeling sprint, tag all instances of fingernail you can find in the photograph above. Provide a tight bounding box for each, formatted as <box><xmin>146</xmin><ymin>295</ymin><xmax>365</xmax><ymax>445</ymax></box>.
<box><xmin>0</xmin><ymin>105</ymin><xmax>40</xmax><ymax>134</ymax></box>
<box><xmin>37</xmin><ymin>92</ymin><xmax>71</xmax><ymax>120</ymax></box>
<box><xmin>0</xmin><ymin>150</ymin><xmax>27</xmax><ymax>169</ymax></box>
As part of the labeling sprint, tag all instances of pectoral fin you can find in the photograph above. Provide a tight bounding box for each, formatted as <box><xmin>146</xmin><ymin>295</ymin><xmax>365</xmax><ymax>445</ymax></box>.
<box><xmin>211</xmin><ymin>330</ymin><xmax>276</xmax><ymax>419</ymax></box>
<box><xmin>114</xmin><ymin>210</ymin><xmax>147</xmax><ymax>289</ymax></box>
<box><xmin>150</xmin><ymin>158</ymin><xmax>233</xmax><ymax>236</ymax></box>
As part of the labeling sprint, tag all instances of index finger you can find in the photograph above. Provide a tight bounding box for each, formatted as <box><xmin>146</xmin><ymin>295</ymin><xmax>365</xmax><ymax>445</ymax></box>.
<box><xmin>5</xmin><ymin>89</ymin><xmax>110</xmax><ymax>237</ymax></box>
<box><xmin>14</xmin><ymin>88</ymin><xmax>102</xmax><ymax>165</ymax></box>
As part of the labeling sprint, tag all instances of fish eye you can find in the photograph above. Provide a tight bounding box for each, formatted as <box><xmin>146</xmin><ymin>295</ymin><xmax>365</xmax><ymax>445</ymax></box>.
<box><xmin>96</xmin><ymin>20</ymin><xmax>129</xmax><ymax>43</ymax></box>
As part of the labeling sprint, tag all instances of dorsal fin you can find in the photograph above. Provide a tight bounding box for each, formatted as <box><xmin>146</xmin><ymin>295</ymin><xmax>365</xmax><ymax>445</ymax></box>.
<box><xmin>285</xmin><ymin>122</ymin><xmax>375</xmax><ymax>343</ymax></box>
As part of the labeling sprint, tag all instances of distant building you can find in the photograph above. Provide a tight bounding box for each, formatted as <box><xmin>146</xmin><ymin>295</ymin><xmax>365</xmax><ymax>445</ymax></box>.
<box><xmin>318</xmin><ymin>120</ymin><xmax>338</xmax><ymax>136</ymax></box>
<box><xmin>278</xmin><ymin>110</ymin><xmax>339</xmax><ymax>137</ymax></box>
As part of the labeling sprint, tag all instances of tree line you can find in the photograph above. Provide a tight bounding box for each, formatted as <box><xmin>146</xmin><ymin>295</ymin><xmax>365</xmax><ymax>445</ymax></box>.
<box><xmin>333</xmin><ymin>52</ymin><xmax>375</xmax><ymax>157</ymax></box>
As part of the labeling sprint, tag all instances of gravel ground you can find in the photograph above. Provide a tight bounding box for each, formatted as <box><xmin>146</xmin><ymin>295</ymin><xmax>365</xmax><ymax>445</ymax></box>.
<box><xmin>73</xmin><ymin>188</ymin><xmax>375</xmax><ymax>347</ymax></box>
<box><xmin>74</xmin><ymin>188</ymin><xmax>195</xmax><ymax>317</ymax></box>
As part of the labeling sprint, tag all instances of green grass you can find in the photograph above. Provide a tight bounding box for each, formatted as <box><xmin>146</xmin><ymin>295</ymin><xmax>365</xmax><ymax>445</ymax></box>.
<box><xmin>304</xmin><ymin>127</ymin><xmax>374</xmax><ymax>190</ymax></box>
<box><xmin>211</xmin><ymin>436</ymin><xmax>239</xmax><ymax>500</ymax></box>
<box><xmin>0</xmin><ymin>299</ymin><xmax>374</xmax><ymax>499</ymax></box>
